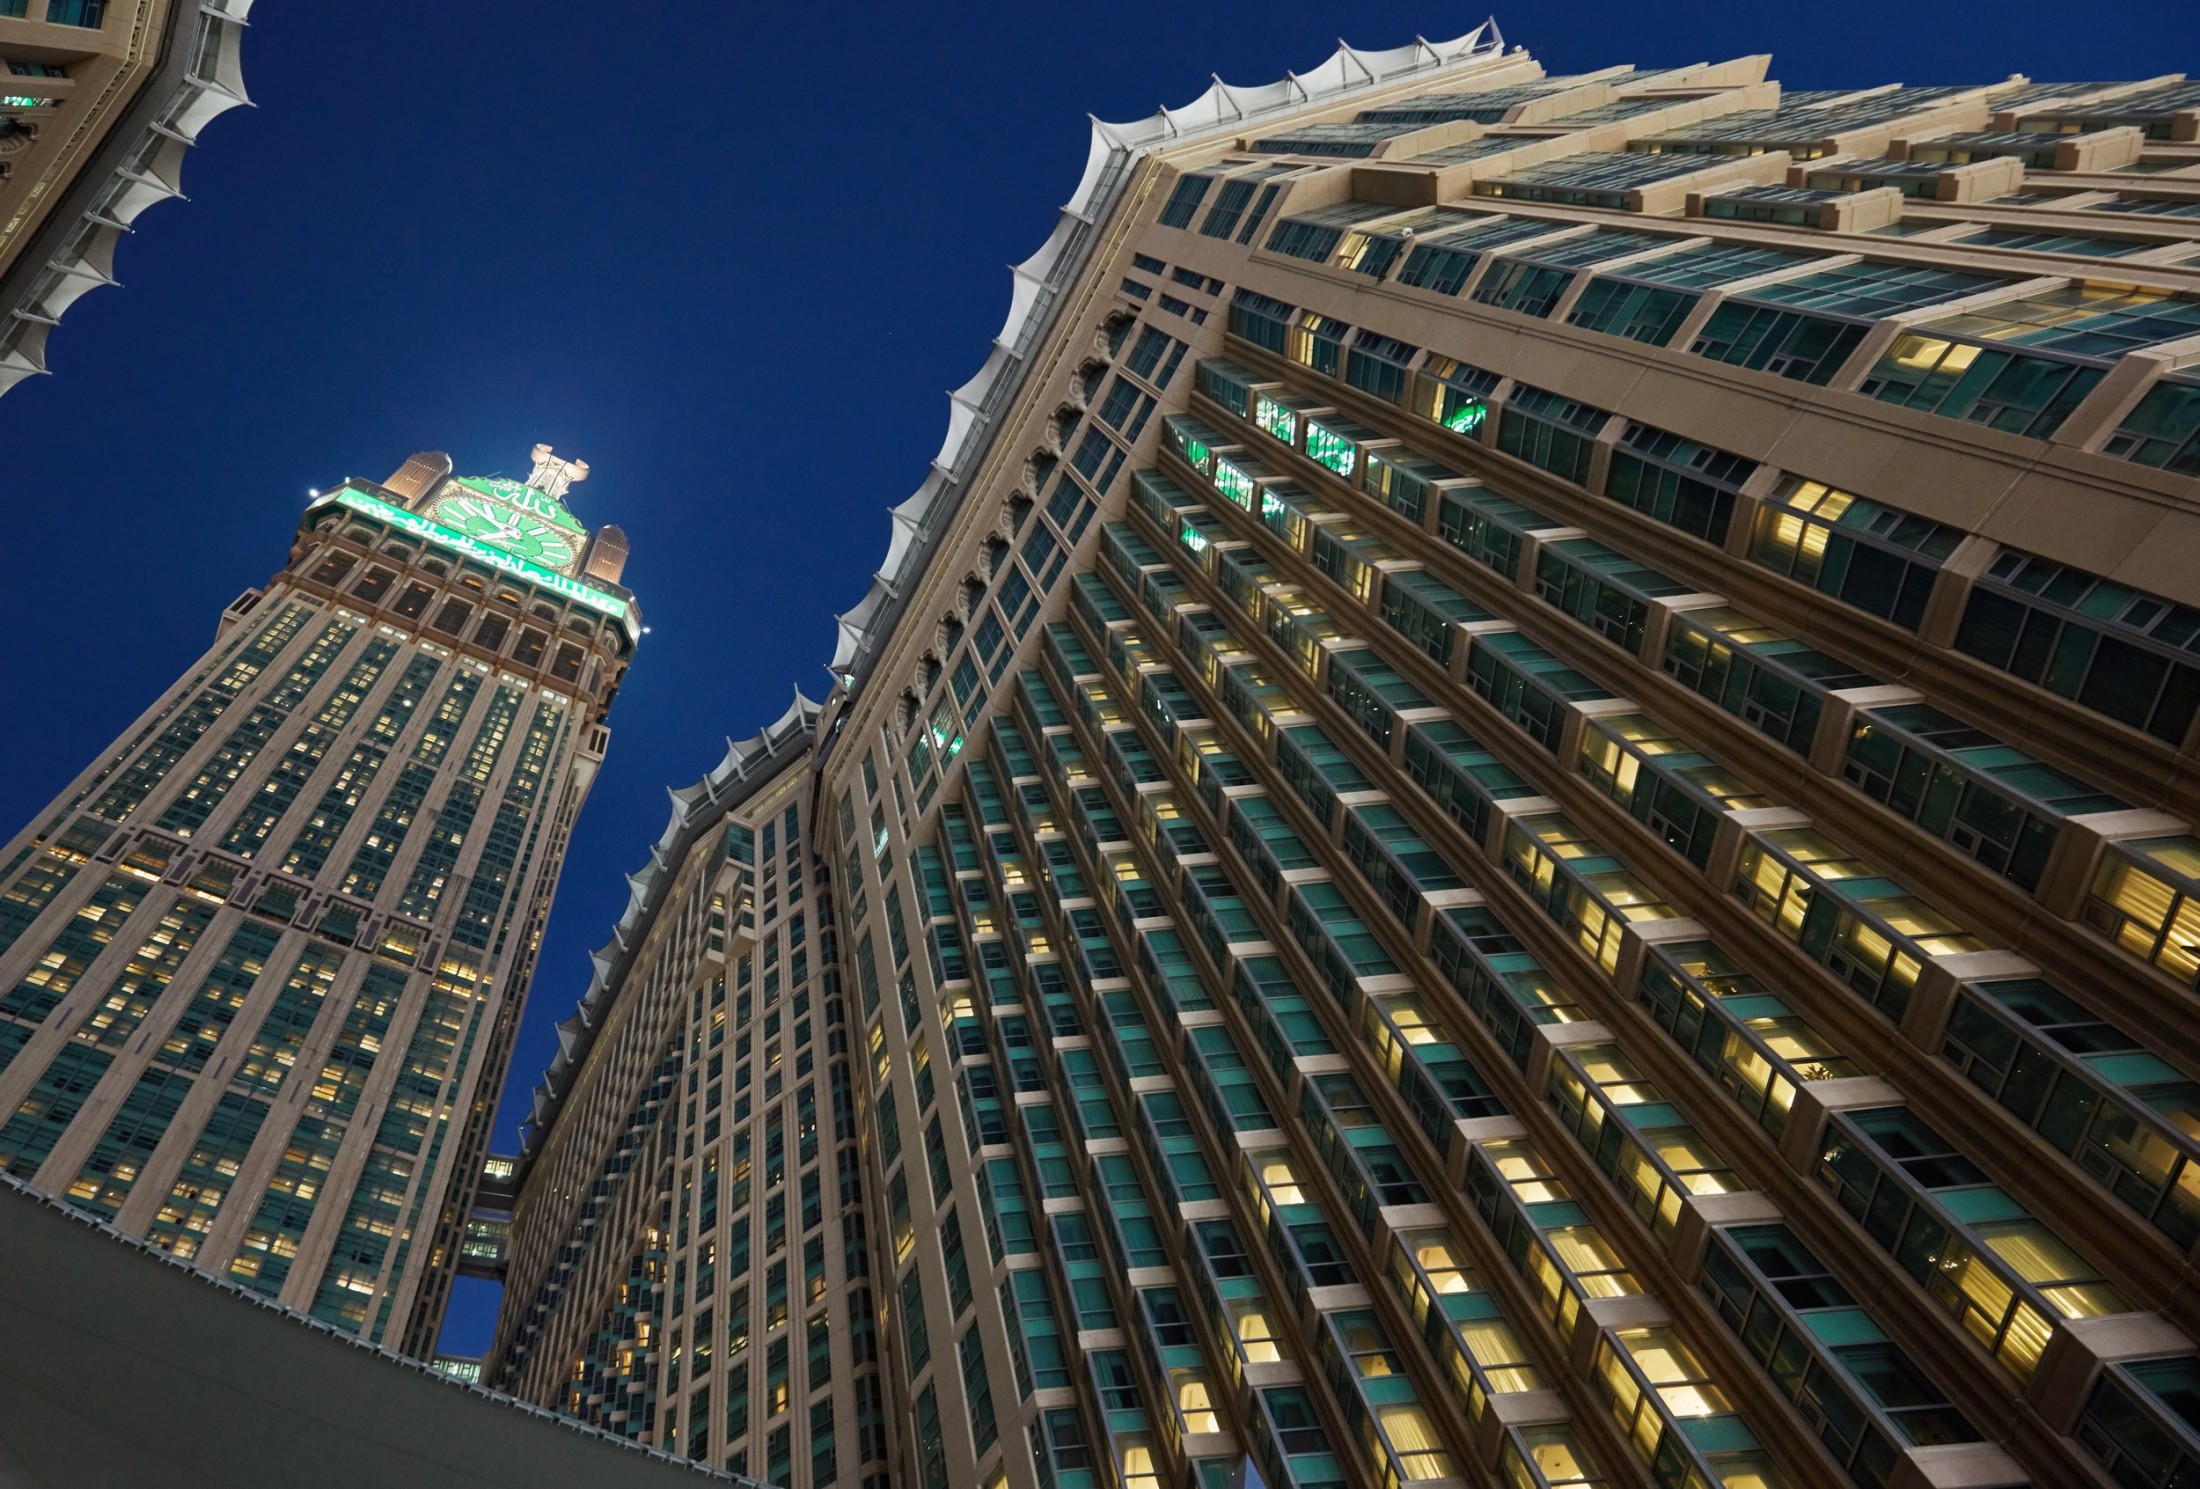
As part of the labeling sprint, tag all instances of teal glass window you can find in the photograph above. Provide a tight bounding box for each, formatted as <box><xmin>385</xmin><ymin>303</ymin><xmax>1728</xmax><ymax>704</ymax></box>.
<box><xmin>1955</xmin><ymin>546</ymin><xmax>2200</xmax><ymax>745</ymax></box>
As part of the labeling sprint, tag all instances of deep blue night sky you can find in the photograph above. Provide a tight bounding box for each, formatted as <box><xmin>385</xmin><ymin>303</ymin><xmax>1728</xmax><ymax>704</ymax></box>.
<box><xmin>0</xmin><ymin>0</ymin><xmax>2174</xmax><ymax>1356</ymax></box>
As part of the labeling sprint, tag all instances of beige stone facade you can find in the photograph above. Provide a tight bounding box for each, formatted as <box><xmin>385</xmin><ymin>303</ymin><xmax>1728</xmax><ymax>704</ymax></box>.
<box><xmin>501</xmin><ymin>29</ymin><xmax>2200</xmax><ymax>1489</ymax></box>
<box><xmin>489</xmin><ymin>712</ymin><xmax>885</xmax><ymax>1485</ymax></box>
<box><xmin>0</xmin><ymin>450</ymin><xmax>635</xmax><ymax>1358</ymax></box>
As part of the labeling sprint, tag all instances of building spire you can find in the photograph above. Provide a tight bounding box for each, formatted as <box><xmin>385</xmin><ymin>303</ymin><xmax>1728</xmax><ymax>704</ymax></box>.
<box><xmin>525</xmin><ymin>443</ymin><xmax>589</xmax><ymax>502</ymax></box>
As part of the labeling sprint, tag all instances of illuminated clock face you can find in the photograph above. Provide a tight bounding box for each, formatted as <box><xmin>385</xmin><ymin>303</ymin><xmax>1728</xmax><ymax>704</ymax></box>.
<box><xmin>432</xmin><ymin>495</ymin><xmax>579</xmax><ymax>569</ymax></box>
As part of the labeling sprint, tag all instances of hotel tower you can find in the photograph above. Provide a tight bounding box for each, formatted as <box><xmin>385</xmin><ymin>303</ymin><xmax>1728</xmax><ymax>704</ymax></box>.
<box><xmin>0</xmin><ymin>446</ymin><xmax>637</xmax><ymax>1357</ymax></box>
<box><xmin>485</xmin><ymin>25</ymin><xmax>2200</xmax><ymax>1489</ymax></box>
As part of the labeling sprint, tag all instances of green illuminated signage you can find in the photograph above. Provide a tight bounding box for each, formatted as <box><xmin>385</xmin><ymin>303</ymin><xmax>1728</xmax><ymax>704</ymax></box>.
<box><xmin>325</xmin><ymin>486</ymin><xmax>629</xmax><ymax>620</ymax></box>
<box><xmin>433</xmin><ymin>495</ymin><xmax>580</xmax><ymax>568</ymax></box>
<box><xmin>449</xmin><ymin>475</ymin><xmax>586</xmax><ymax>535</ymax></box>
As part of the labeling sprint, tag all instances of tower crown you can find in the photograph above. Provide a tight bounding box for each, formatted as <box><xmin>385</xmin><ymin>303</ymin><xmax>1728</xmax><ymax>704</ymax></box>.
<box><xmin>308</xmin><ymin>444</ymin><xmax>637</xmax><ymax>630</ymax></box>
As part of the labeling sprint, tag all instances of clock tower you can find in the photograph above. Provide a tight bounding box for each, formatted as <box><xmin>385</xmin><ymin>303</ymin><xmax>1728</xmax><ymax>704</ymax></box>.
<box><xmin>0</xmin><ymin>445</ymin><xmax>636</xmax><ymax>1359</ymax></box>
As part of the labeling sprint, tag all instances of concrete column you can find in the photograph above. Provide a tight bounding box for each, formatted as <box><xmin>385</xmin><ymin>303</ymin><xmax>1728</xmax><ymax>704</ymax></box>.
<box><xmin>1779</xmin><ymin>1075</ymin><xmax>1905</xmax><ymax>1177</ymax></box>
<box><xmin>1614</xmin><ymin>916</ymin><xmax>1709</xmax><ymax>1004</ymax></box>
<box><xmin>1706</xmin><ymin>807</ymin><xmax>1812</xmax><ymax>900</ymax></box>
<box><xmin>1560</xmin><ymin>696</ymin><xmax>1645</xmax><ymax>776</ymax></box>
<box><xmin>1886</xmin><ymin>1444</ymin><xmax>2030</xmax><ymax>1489</ymax></box>
<box><xmin>1485</xmin><ymin>793</ymin><xmax>1560</xmax><ymax>862</ymax></box>
<box><xmin>1669</xmin><ymin>1189</ymin><xmax>1783</xmax><ymax>1282</ymax></box>
<box><xmin>2027</xmin><ymin>1311</ymin><xmax>2197</xmax><ymax>1434</ymax></box>
<box><xmin>1514</xmin><ymin>526</ymin><xmax>1586</xmax><ymax>600</ymax></box>
<box><xmin>1567</xmin><ymin>1294</ymin><xmax>1668</xmax><ymax>1378</ymax></box>
<box><xmin>1900</xmin><ymin>948</ymin><xmax>2037</xmax><ymax>1054</ymax></box>
<box><xmin>1811</xmin><ymin>684</ymin><xmax>1926</xmax><ymax>778</ymax></box>
<box><xmin>2035</xmin><ymin>807</ymin><xmax>2189</xmax><ymax>920</ymax></box>
<box><xmin>1917</xmin><ymin>535</ymin><xmax>1997</xmax><ymax>651</ymax></box>
<box><xmin>1584</xmin><ymin>414</ymin><xmax>1627</xmax><ymax>497</ymax></box>
<box><xmin>2050</xmin><ymin>348</ymin><xmax>2174</xmax><ymax>454</ymax></box>
<box><xmin>1641</xmin><ymin>593</ymin><xmax>1727</xmax><ymax>667</ymax></box>
<box><xmin>1453</xmin><ymin>619</ymin><xmax>1518</xmax><ymax>687</ymax></box>
<box><xmin>1524</xmin><ymin>1019</ymin><xmax>1611</xmax><ymax>1106</ymax></box>
<box><xmin>1473</xmin><ymin>1389</ymin><xmax>1574</xmax><ymax>1469</ymax></box>
<box><xmin>1445</xmin><ymin>1114</ymin><xmax>1529</xmax><ymax>1192</ymax></box>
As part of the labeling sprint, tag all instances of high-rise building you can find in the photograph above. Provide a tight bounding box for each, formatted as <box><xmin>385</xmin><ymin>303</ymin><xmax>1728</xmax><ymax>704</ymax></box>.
<box><xmin>493</xmin><ymin>26</ymin><xmax>2200</xmax><ymax>1489</ymax></box>
<box><xmin>0</xmin><ymin>444</ymin><xmax>637</xmax><ymax>1358</ymax></box>
<box><xmin>486</xmin><ymin>702</ymin><xmax>885</xmax><ymax>1480</ymax></box>
<box><xmin>0</xmin><ymin>0</ymin><xmax>253</xmax><ymax>398</ymax></box>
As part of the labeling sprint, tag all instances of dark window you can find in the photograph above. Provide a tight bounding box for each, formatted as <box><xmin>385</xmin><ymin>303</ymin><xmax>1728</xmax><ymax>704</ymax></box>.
<box><xmin>1605</xmin><ymin>423</ymin><xmax>1753</xmax><ymax>545</ymax></box>
<box><xmin>1227</xmin><ymin>289</ymin><xmax>1292</xmax><ymax>354</ymax></box>
<box><xmin>1956</xmin><ymin>548</ymin><xmax>2200</xmax><ymax>744</ymax></box>
<box><xmin>1126</xmin><ymin>327</ymin><xmax>1172</xmax><ymax>380</ymax></box>
<box><xmin>1496</xmin><ymin>385</ymin><xmax>1606</xmax><ymax>486</ymax></box>
<box><xmin>1567</xmin><ymin>277</ymin><xmax>1699</xmax><ymax>345</ymax></box>
<box><xmin>392</xmin><ymin>582</ymin><xmax>433</xmax><ymax>620</ymax></box>
<box><xmin>1842</xmin><ymin>705</ymin><xmax>2114</xmax><ymax>891</ymax></box>
<box><xmin>1664</xmin><ymin>613</ymin><xmax>1873</xmax><ymax>755</ymax></box>
<box><xmin>2103</xmin><ymin>377</ymin><xmax>2200</xmax><ymax>475</ymax></box>
<box><xmin>1199</xmin><ymin>179</ymin><xmax>1257</xmax><ymax>239</ymax></box>
<box><xmin>349</xmin><ymin>568</ymin><xmax>396</xmax><ymax>604</ymax></box>
<box><xmin>1862</xmin><ymin>336</ymin><xmax>2103</xmax><ymax>439</ymax></box>
<box><xmin>1471</xmin><ymin>260</ymin><xmax>1574</xmax><ymax>318</ymax></box>
<box><xmin>1344</xmin><ymin>331</ymin><xmax>1416</xmax><ymax>404</ymax></box>
<box><xmin>1691</xmin><ymin>302</ymin><xmax>1867</xmax><ymax>384</ymax></box>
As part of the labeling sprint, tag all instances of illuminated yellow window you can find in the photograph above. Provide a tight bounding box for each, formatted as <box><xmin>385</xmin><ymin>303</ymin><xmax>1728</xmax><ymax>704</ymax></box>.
<box><xmin>1978</xmin><ymin>1220</ymin><xmax>2127</xmax><ymax>1317</ymax></box>
<box><xmin>1621</xmin><ymin>1327</ymin><xmax>1729</xmax><ymax>1417</ymax></box>
<box><xmin>1255</xmin><ymin>1152</ymin><xmax>1306</xmax><ymax>1207</ymax></box>
<box><xmin>1489</xmin><ymin>1143</ymin><xmax>1570</xmax><ymax>1204</ymax></box>
<box><xmin>1459</xmin><ymin>1317</ymin><xmax>1542</xmax><ymax>1394</ymax></box>
<box><xmin>1506</xmin><ymin>1425</ymin><xmax>1601</xmax><ymax>1489</ymax></box>
<box><xmin>1228</xmin><ymin>1299</ymin><xmax>1284</xmax><ymax>1363</ymax></box>
<box><xmin>1402</xmin><ymin>1232</ymin><xmax>1474</xmax><ymax>1302</ymax></box>
<box><xmin>2089</xmin><ymin>840</ymin><xmax>2200</xmax><ymax>984</ymax></box>
<box><xmin>1174</xmin><ymin>1371</ymin><xmax>1220</xmax><ymax>1433</ymax></box>
<box><xmin>1378</xmin><ymin>1404</ymin><xmax>1454</xmax><ymax>1481</ymax></box>
<box><xmin>1549</xmin><ymin>1226</ymin><xmax>1636</xmax><ymax>1298</ymax></box>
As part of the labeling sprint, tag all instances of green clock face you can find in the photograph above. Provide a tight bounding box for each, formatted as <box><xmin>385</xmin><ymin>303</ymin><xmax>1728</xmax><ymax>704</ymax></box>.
<box><xmin>431</xmin><ymin>495</ymin><xmax>579</xmax><ymax>569</ymax></box>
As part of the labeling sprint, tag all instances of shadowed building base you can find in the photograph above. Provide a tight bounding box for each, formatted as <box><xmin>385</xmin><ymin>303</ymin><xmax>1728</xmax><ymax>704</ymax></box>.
<box><xmin>0</xmin><ymin>1173</ymin><xmax>749</xmax><ymax>1489</ymax></box>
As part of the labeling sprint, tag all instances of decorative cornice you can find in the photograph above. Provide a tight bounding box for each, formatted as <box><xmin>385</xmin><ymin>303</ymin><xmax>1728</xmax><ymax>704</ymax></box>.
<box><xmin>0</xmin><ymin>0</ymin><xmax>256</xmax><ymax>396</ymax></box>
<box><xmin>823</xmin><ymin>19</ymin><xmax>1506</xmax><ymax>695</ymax></box>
